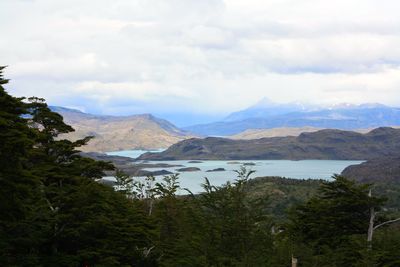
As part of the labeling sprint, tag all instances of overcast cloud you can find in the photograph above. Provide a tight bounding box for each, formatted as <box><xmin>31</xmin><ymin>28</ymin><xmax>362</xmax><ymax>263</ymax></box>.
<box><xmin>1</xmin><ymin>0</ymin><xmax>400</xmax><ymax>125</ymax></box>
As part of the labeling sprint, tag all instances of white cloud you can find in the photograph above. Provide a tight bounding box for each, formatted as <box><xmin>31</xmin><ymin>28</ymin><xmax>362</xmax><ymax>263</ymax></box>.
<box><xmin>1</xmin><ymin>0</ymin><xmax>400</xmax><ymax>124</ymax></box>
<box><xmin>74</xmin><ymin>80</ymin><xmax>197</xmax><ymax>101</ymax></box>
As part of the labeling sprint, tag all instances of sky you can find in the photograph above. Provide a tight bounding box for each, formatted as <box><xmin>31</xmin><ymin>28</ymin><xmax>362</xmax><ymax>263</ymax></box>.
<box><xmin>1</xmin><ymin>0</ymin><xmax>400</xmax><ymax>126</ymax></box>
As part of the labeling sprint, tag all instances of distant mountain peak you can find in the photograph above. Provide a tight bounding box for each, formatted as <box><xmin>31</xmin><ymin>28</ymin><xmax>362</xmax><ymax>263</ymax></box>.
<box><xmin>251</xmin><ymin>97</ymin><xmax>311</xmax><ymax>110</ymax></box>
<box><xmin>252</xmin><ymin>97</ymin><xmax>275</xmax><ymax>108</ymax></box>
<box><xmin>327</xmin><ymin>103</ymin><xmax>356</xmax><ymax>110</ymax></box>
<box><xmin>358</xmin><ymin>103</ymin><xmax>388</xmax><ymax>109</ymax></box>
<box><xmin>49</xmin><ymin>106</ymin><xmax>86</xmax><ymax>114</ymax></box>
<box><xmin>327</xmin><ymin>102</ymin><xmax>389</xmax><ymax>110</ymax></box>
<box><xmin>51</xmin><ymin>106</ymin><xmax>163</xmax><ymax>121</ymax></box>
<box><xmin>223</xmin><ymin>98</ymin><xmax>314</xmax><ymax>122</ymax></box>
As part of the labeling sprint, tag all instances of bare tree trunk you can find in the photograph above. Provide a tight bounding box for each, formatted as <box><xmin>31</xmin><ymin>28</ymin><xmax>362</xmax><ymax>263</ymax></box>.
<box><xmin>292</xmin><ymin>255</ymin><xmax>298</xmax><ymax>267</ymax></box>
<box><xmin>367</xmin><ymin>205</ymin><xmax>375</xmax><ymax>247</ymax></box>
<box><xmin>148</xmin><ymin>199</ymin><xmax>154</xmax><ymax>216</ymax></box>
<box><xmin>367</xmin><ymin>189</ymin><xmax>375</xmax><ymax>248</ymax></box>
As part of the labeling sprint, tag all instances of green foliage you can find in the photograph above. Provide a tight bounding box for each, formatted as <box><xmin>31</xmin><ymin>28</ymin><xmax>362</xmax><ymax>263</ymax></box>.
<box><xmin>44</xmin><ymin>181</ymin><xmax>154</xmax><ymax>266</ymax></box>
<box><xmin>288</xmin><ymin>175</ymin><xmax>385</xmax><ymax>248</ymax></box>
<box><xmin>154</xmin><ymin>174</ymin><xmax>180</xmax><ymax>198</ymax></box>
<box><xmin>286</xmin><ymin>175</ymin><xmax>391</xmax><ymax>266</ymax></box>
<box><xmin>368</xmin><ymin>228</ymin><xmax>400</xmax><ymax>267</ymax></box>
<box><xmin>115</xmin><ymin>169</ymin><xmax>134</xmax><ymax>198</ymax></box>
<box><xmin>246</xmin><ymin>176</ymin><xmax>322</xmax><ymax>217</ymax></box>
<box><xmin>193</xmin><ymin>166</ymin><xmax>274</xmax><ymax>266</ymax></box>
<box><xmin>0</xmin><ymin>67</ymin><xmax>44</xmax><ymax>266</ymax></box>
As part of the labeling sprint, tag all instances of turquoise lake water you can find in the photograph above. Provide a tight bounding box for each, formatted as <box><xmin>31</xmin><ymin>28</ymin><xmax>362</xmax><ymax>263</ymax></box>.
<box><xmin>105</xmin><ymin>150</ymin><xmax>364</xmax><ymax>193</ymax></box>
<box><xmin>107</xmin><ymin>149</ymin><xmax>165</xmax><ymax>159</ymax></box>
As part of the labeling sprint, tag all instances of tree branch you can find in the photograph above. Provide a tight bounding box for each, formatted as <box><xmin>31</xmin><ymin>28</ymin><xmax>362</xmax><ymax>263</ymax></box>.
<box><xmin>374</xmin><ymin>217</ymin><xmax>400</xmax><ymax>230</ymax></box>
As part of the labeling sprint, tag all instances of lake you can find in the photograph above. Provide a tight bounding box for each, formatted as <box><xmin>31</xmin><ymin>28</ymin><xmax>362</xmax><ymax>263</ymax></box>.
<box><xmin>107</xmin><ymin>149</ymin><xmax>165</xmax><ymax>159</ymax></box>
<box><xmin>105</xmin><ymin>150</ymin><xmax>364</xmax><ymax>193</ymax></box>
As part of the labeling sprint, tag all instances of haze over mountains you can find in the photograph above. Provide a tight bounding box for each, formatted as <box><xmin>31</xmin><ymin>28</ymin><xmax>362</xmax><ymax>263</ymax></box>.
<box><xmin>184</xmin><ymin>98</ymin><xmax>400</xmax><ymax>136</ymax></box>
<box><xmin>51</xmin><ymin>106</ymin><xmax>194</xmax><ymax>152</ymax></box>
<box><xmin>224</xmin><ymin>97</ymin><xmax>314</xmax><ymax>122</ymax></box>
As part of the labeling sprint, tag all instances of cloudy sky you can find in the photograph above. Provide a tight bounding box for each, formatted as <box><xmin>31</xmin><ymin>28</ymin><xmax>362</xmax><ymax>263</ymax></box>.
<box><xmin>2</xmin><ymin>0</ymin><xmax>400</xmax><ymax>125</ymax></box>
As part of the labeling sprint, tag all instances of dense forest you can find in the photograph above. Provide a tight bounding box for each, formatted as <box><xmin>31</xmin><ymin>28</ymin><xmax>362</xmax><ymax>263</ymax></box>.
<box><xmin>1</xmin><ymin>66</ymin><xmax>399</xmax><ymax>266</ymax></box>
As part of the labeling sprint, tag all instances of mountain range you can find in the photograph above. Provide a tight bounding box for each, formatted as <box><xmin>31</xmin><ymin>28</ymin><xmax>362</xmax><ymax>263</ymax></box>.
<box><xmin>51</xmin><ymin>106</ymin><xmax>194</xmax><ymax>152</ymax></box>
<box><xmin>223</xmin><ymin>97</ymin><xmax>313</xmax><ymax>122</ymax></box>
<box><xmin>52</xmin><ymin>99</ymin><xmax>400</xmax><ymax>152</ymax></box>
<box><xmin>184</xmin><ymin>100</ymin><xmax>400</xmax><ymax>136</ymax></box>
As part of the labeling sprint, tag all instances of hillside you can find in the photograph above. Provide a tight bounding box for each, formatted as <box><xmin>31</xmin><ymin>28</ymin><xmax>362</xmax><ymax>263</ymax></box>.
<box><xmin>342</xmin><ymin>157</ymin><xmax>400</xmax><ymax>184</ymax></box>
<box><xmin>230</xmin><ymin>127</ymin><xmax>372</xmax><ymax>140</ymax></box>
<box><xmin>341</xmin><ymin>157</ymin><xmax>400</xmax><ymax>212</ymax></box>
<box><xmin>138</xmin><ymin>127</ymin><xmax>400</xmax><ymax>160</ymax></box>
<box><xmin>229</xmin><ymin>127</ymin><xmax>324</xmax><ymax>139</ymax></box>
<box><xmin>52</xmin><ymin>107</ymin><xmax>194</xmax><ymax>152</ymax></box>
<box><xmin>184</xmin><ymin>103</ymin><xmax>400</xmax><ymax>136</ymax></box>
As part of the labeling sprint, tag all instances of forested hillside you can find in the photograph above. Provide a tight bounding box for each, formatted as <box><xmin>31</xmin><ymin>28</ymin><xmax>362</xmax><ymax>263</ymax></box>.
<box><xmin>1</xmin><ymin>67</ymin><xmax>399</xmax><ymax>266</ymax></box>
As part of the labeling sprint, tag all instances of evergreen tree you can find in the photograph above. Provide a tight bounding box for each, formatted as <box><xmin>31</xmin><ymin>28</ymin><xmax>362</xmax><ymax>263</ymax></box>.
<box><xmin>0</xmin><ymin>66</ymin><xmax>45</xmax><ymax>266</ymax></box>
<box><xmin>287</xmin><ymin>175</ymin><xmax>387</xmax><ymax>266</ymax></box>
<box><xmin>196</xmin><ymin>167</ymin><xmax>274</xmax><ymax>266</ymax></box>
